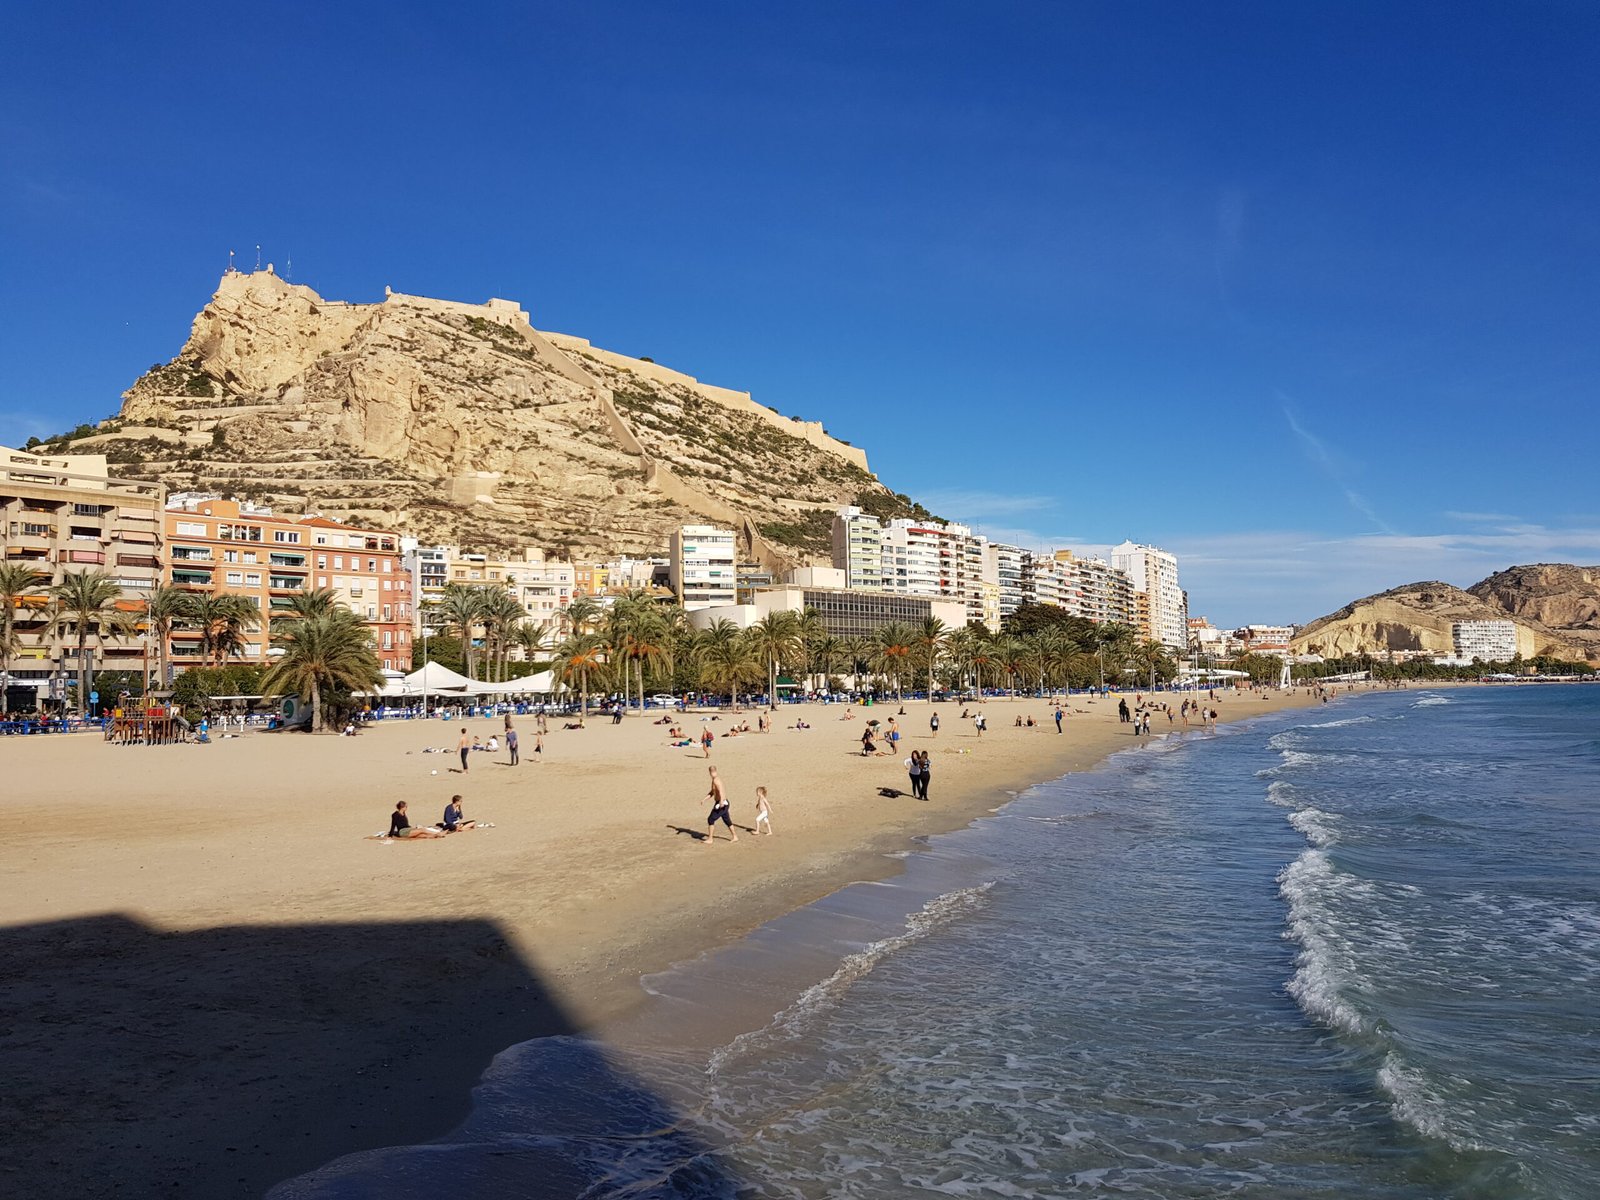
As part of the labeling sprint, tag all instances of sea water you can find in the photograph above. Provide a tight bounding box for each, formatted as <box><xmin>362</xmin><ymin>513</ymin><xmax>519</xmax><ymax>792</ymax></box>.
<box><xmin>276</xmin><ymin>686</ymin><xmax>1599</xmax><ymax>1199</ymax></box>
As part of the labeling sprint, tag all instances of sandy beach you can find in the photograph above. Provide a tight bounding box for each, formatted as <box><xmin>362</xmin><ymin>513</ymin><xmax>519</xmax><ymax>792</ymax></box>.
<box><xmin>0</xmin><ymin>688</ymin><xmax>1334</xmax><ymax>1198</ymax></box>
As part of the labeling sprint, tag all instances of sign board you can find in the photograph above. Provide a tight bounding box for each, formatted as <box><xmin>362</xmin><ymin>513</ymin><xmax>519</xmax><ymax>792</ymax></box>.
<box><xmin>90</xmin><ymin>691</ymin><xmax>100</xmax><ymax>703</ymax></box>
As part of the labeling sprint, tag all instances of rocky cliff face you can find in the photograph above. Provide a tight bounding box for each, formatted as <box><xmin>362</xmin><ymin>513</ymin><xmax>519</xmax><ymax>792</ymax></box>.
<box><xmin>1468</xmin><ymin>564</ymin><xmax>1600</xmax><ymax>662</ymax></box>
<box><xmin>1292</xmin><ymin>570</ymin><xmax>1600</xmax><ymax>663</ymax></box>
<box><xmin>64</xmin><ymin>270</ymin><xmax>923</xmax><ymax>564</ymax></box>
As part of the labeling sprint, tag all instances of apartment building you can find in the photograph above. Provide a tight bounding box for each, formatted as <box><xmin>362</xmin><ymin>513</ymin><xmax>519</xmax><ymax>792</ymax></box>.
<box><xmin>831</xmin><ymin>506</ymin><xmax>885</xmax><ymax>590</ymax></box>
<box><xmin>670</xmin><ymin>525</ymin><xmax>737</xmax><ymax>611</ymax></box>
<box><xmin>686</xmin><ymin>567</ymin><xmax>968</xmax><ymax>639</ymax></box>
<box><xmin>1109</xmin><ymin>541</ymin><xmax>1186</xmax><ymax>649</ymax></box>
<box><xmin>1</xmin><ymin>444</ymin><xmax>165</xmax><ymax>696</ymax></box>
<box><xmin>164</xmin><ymin>497</ymin><xmax>411</xmax><ymax>671</ymax></box>
<box><xmin>1056</xmin><ymin>551</ymin><xmax>1139</xmax><ymax>626</ymax></box>
<box><xmin>405</xmin><ymin>543</ymin><xmax>575</xmax><ymax>642</ymax></box>
<box><xmin>1451</xmin><ymin>620</ymin><xmax>1518</xmax><ymax>662</ymax></box>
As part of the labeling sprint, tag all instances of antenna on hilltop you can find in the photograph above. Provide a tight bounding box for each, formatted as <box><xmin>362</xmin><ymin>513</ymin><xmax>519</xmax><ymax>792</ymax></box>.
<box><xmin>285</xmin><ymin>254</ymin><xmax>292</xmax><ymax>281</ymax></box>
<box><xmin>255</xmin><ymin>245</ymin><xmax>262</xmax><ymax>272</ymax></box>
<box><xmin>228</xmin><ymin>249</ymin><xmax>235</xmax><ymax>273</ymax></box>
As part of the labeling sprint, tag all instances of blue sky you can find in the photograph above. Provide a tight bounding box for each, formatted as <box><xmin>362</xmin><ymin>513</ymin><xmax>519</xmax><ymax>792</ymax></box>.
<box><xmin>3</xmin><ymin>2</ymin><xmax>1597</xmax><ymax>626</ymax></box>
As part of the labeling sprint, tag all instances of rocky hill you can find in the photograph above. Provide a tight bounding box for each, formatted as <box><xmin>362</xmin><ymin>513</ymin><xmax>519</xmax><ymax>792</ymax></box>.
<box><xmin>1291</xmin><ymin>568</ymin><xmax>1600</xmax><ymax>663</ymax></box>
<box><xmin>38</xmin><ymin>269</ymin><xmax>932</xmax><ymax>565</ymax></box>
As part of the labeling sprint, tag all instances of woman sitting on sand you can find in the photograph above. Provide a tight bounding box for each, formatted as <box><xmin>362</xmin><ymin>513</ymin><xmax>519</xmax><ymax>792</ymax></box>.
<box><xmin>861</xmin><ymin>728</ymin><xmax>877</xmax><ymax>756</ymax></box>
<box><xmin>388</xmin><ymin>801</ymin><xmax>446</xmax><ymax>839</ymax></box>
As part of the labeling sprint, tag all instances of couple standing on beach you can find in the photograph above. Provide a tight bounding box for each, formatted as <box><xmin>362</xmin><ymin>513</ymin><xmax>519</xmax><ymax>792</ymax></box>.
<box><xmin>705</xmin><ymin>765</ymin><xmax>771</xmax><ymax>843</ymax></box>
<box><xmin>903</xmin><ymin>750</ymin><xmax>932</xmax><ymax>799</ymax></box>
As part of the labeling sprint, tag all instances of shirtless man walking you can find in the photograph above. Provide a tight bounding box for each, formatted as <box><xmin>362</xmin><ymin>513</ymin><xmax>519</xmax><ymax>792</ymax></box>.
<box><xmin>704</xmin><ymin>765</ymin><xmax>736</xmax><ymax>844</ymax></box>
<box><xmin>457</xmin><ymin>726</ymin><xmax>471</xmax><ymax>773</ymax></box>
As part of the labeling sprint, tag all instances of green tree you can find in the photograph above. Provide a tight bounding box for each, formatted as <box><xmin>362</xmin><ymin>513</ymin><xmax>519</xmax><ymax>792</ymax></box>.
<box><xmin>871</xmin><ymin>621</ymin><xmax>917</xmax><ymax>703</ymax></box>
<box><xmin>433</xmin><ymin>583</ymin><xmax>489</xmax><ymax>680</ymax></box>
<box><xmin>694</xmin><ymin>619</ymin><xmax>759</xmax><ymax>710</ymax></box>
<box><xmin>552</xmin><ymin>631</ymin><xmax>609</xmax><ymax>719</ymax></box>
<box><xmin>47</xmin><ymin>570</ymin><xmax>137</xmax><ymax>710</ymax></box>
<box><xmin>260</xmin><ymin>610</ymin><xmax>383</xmax><ymax>733</ymax></box>
<box><xmin>141</xmin><ymin>584</ymin><xmax>196</xmax><ymax>689</ymax></box>
<box><xmin>0</xmin><ymin>562</ymin><xmax>48</xmax><ymax>715</ymax></box>
<box><xmin>747</xmin><ymin>610</ymin><xmax>803</xmax><ymax>710</ymax></box>
<box><xmin>914</xmin><ymin>616</ymin><xmax>948</xmax><ymax>700</ymax></box>
<box><xmin>190</xmin><ymin>593</ymin><xmax>261</xmax><ymax>666</ymax></box>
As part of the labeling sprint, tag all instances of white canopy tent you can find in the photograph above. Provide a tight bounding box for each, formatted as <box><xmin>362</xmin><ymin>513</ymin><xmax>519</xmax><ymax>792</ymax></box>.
<box><xmin>371</xmin><ymin>662</ymin><xmax>559</xmax><ymax>700</ymax></box>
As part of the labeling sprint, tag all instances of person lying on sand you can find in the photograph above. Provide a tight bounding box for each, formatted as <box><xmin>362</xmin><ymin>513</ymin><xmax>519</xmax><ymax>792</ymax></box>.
<box><xmin>388</xmin><ymin>801</ymin><xmax>446</xmax><ymax>839</ymax></box>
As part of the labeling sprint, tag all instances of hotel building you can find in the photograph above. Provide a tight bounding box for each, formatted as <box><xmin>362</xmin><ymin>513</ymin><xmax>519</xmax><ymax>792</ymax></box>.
<box><xmin>1109</xmin><ymin>541</ymin><xmax>1186</xmax><ymax>648</ymax></box>
<box><xmin>164</xmin><ymin>497</ymin><xmax>411</xmax><ymax>671</ymax></box>
<box><xmin>1</xmin><ymin>444</ymin><xmax>165</xmax><ymax>696</ymax></box>
<box><xmin>1451</xmin><ymin>620</ymin><xmax>1518</xmax><ymax>662</ymax></box>
<box><xmin>670</xmin><ymin>525</ymin><xmax>737</xmax><ymax>611</ymax></box>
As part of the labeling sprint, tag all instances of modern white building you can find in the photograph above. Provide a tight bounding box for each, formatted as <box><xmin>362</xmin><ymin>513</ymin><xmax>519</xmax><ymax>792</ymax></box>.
<box><xmin>992</xmin><ymin>542</ymin><xmax>1029</xmax><ymax>619</ymax></box>
<box><xmin>830</xmin><ymin>506</ymin><xmax>885</xmax><ymax>590</ymax></box>
<box><xmin>1452</xmin><ymin>620</ymin><xmax>1518</xmax><ymax>662</ymax></box>
<box><xmin>1110</xmin><ymin>541</ymin><xmax>1186</xmax><ymax>648</ymax></box>
<box><xmin>670</xmin><ymin>524</ymin><xmax>737</xmax><ymax>611</ymax></box>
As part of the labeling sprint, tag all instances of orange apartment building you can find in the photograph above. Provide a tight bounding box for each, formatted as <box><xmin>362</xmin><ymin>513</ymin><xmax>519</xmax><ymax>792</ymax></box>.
<box><xmin>163</xmin><ymin>497</ymin><xmax>412</xmax><ymax>672</ymax></box>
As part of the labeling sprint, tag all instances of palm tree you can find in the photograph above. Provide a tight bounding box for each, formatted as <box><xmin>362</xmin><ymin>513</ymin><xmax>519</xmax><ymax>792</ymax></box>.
<box><xmin>141</xmin><ymin>584</ymin><xmax>196</xmax><ymax>692</ymax></box>
<box><xmin>694</xmin><ymin>619</ymin><xmax>758</xmax><ymax>710</ymax></box>
<box><xmin>553</xmin><ymin>631</ymin><xmax>608</xmax><ymax>720</ymax></box>
<box><xmin>915</xmin><ymin>616</ymin><xmax>948</xmax><ymax>701</ymax></box>
<box><xmin>872</xmin><ymin>621</ymin><xmax>917</xmax><ymax>703</ymax></box>
<box><xmin>261</xmin><ymin>610</ymin><xmax>383</xmax><ymax>733</ymax></box>
<box><xmin>433</xmin><ymin>583</ymin><xmax>488</xmax><ymax>679</ymax></box>
<box><xmin>613</xmin><ymin>603</ymin><xmax>675</xmax><ymax>712</ymax></box>
<box><xmin>747</xmin><ymin>610</ymin><xmax>803</xmax><ymax>711</ymax></box>
<box><xmin>795</xmin><ymin>606</ymin><xmax>828</xmax><ymax>691</ymax></box>
<box><xmin>811</xmin><ymin>634</ymin><xmax>845</xmax><ymax>694</ymax></box>
<box><xmin>480</xmin><ymin>587</ymin><xmax>525</xmax><ymax>683</ymax></box>
<box><xmin>1093</xmin><ymin>622</ymin><xmax>1136</xmax><ymax>693</ymax></box>
<box><xmin>281</xmin><ymin>587</ymin><xmax>343</xmax><ymax>620</ymax></box>
<box><xmin>191</xmin><ymin>593</ymin><xmax>261</xmax><ymax>666</ymax></box>
<box><xmin>560</xmin><ymin>593</ymin><xmax>605</xmax><ymax>638</ymax></box>
<box><xmin>0</xmin><ymin>562</ymin><xmax>48</xmax><ymax>715</ymax></box>
<box><xmin>47</xmin><ymin>570</ymin><xmax>137</xmax><ymax>710</ymax></box>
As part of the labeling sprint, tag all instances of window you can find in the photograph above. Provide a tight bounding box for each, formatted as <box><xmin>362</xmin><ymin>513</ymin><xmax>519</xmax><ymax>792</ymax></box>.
<box><xmin>366</xmin><ymin>606</ymin><xmax>376</xmax><ymax>619</ymax></box>
<box><xmin>366</xmin><ymin>558</ymin><xmax>375</xmax><ymax>572</ymax></box>
<box><xmin>316</xmin><ymin>556</ymin><xmax>327</xmax><ymax>569</ymax></box>
<box><xmin>382</xmin><ymin>605</ymin><xmax>392</xmax><ymax>621</ymax></box>
<box><xmin>245</xmin><ymin>573</ymin><xmax>261</xmax><ymax>586</ymax></box>
<box><xmin>382</xmin><ymin>579</ymin><xmax>391</xmax><ymax>591</ymax></box>
<box><xmin>226</xmin><ymin>571</ymin><xmax>244</xmax><ymax>586</ymax></box>
<box><xmin>382</xmin><ymin>560</ymin><xmax>392</xmax><ymax>573</ymax></box>
<box><xmin>175</xmin><ymin>520</ymin><xmax>207</xmax><ymax>536</ymax></box>
<box><xmin>317</xmin><ymin>576</ymin><xmax>328</xmax><ymax>588</ymax></box>
<box><xmin>223</xmin><ymin>549</ymin><xmax>238</xmax><ymax>563</ymax></box>
<box><xmin>333</xmin><ymin>556</ymin><xmax>343</xmax><ymax>569</ymax></box>
<box><xmin>314</xmin><ymin>534</ymin><xmax>329</xmax><ymax>546</ymax></box>
<box><xmin>274</xmin><ymin>530</ymin><xmax>300</xmax><ymax>544</ymax></box>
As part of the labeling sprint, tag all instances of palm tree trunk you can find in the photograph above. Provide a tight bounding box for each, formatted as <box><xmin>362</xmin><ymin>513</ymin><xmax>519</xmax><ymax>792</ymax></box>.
<box><xmin>311</xmin><ymin>676</ymin><xmax>323</xmax><ymax>733</ymax></box>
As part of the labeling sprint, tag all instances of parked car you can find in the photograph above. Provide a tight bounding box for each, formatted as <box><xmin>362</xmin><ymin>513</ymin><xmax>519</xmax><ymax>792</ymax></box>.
<box><xmin>647</xmin><ymin>694</ymin><xmax>680</xmax><ymax>706</ymax></box>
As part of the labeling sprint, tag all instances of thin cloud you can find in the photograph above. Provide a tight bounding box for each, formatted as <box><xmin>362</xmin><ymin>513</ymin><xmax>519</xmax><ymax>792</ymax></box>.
<box><xmin>1443</xmin><ymin>510</ymin><xmax>1520</xmax><ymax>524</ymax></box>
<box><xmin>1281</xmin><ymin>401</ymin><xmax>1398</xmax><ymax>535</ymax></box>
<box><xmin>918</xmin><ymin>489</ymin><xmax>1055</xmax><ymax>519</ymax></box>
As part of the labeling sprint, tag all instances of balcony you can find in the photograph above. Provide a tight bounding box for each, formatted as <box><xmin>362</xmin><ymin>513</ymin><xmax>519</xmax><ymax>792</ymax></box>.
<box><xmin>117</xmin><ymin>554</ymin><xmax>161</xmax><ymax>570</ymax></box>
<box><xmin>172</xmin><ymin>569</ymin><xmax>213</xmax><ymax>586</ymax></box>
<box><xmin>269</xmin><ymin>576</ymin><xmax>307</xmax><ymax>592</ymax></box>
<box><xmin>64</xmin><ymin>550</ymin><xmax>105</xmax><ymax>565</ymax></box>
<box><xmin>268</xmin><ymin>553</ymin><xmax>306</xmax><ymax>567</ymax></box>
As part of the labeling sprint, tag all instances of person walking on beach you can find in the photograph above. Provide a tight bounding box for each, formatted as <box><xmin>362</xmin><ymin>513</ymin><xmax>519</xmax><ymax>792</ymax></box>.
<box><xmin>701</xmin><ymin>727</ymin><xmax>714</xmax><ymax>758</ymax></box>
<box><xmin>506</xmin><ymin>722</ymin><xmax>519</xmax><ymax>765</ymax></box>
<box><xmin>905</xmin><ymin>750</ymin><xmax>920</xmax><ymax>796</ymax></box>
<box><xmin>705</xmin><ymin>766</ymin><xmax>736</xmax><ymax>844</ymax></box>
<box><xmin>917</xmin><ymin>750</ymin><xmax>931</xmax><ymax>800</ymax></box>
<box><xmin>975</xmin><ymin>711</ymin><xmax>986</xmax><ymax>737</ymax></box>
<box><xmin>457</xmin><ymin>727</ymin><xmax>471</xmax><ymax>773</ymax></box>
<box><xmin>1118</xmin><ymin>698</ymin><xmax>1130</xmax><ymax>723</ymax></box>
<box><xmin>754</xmin><ymin>786</ymin><xmax>773</xmax><ymax>835</ymax></box>
<box><xmin>1054</xmin><ymin>707</ymin><xmax>1064</xmax><ymax>734</ymax></box>
<box><xmin>930</xmin><ymin>711</ymin><xmax>940</xmax><ymax>737</ymax></box>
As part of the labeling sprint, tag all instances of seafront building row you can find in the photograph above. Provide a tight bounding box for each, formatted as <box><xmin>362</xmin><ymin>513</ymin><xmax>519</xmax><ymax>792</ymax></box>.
<box><xmin>2</xmin><ymin>441</ymin><xmax>1195</xmax><ymax>696</ymax></box>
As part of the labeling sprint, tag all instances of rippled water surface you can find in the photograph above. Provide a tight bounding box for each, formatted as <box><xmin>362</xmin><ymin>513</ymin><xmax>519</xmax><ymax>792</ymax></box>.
<box><xmin>278</xmin><ymin>686</ymin><xmax>1600</xmax><ymax>1199</ymax></box>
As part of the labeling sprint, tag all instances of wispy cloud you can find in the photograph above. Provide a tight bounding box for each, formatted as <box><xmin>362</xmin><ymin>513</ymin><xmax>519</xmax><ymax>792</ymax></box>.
<box><xmin>1443</xmin><ymin>510</ymin><xmax>1519</xmax><ymax>524</ymax></box>
<box><xmin>1281</xmin><ymin>400</ymin><xmax>1397</xmax><ymax>535</ymax></box>
<box><xmin>918</xmin><ymin>489</ymin><xmax>1055</xmax><ymax>519</ymax></box>
<box><xmin>1171</xmin><ymin>523</ymin><xmax>1600</xmax><ymax>626</ymax></box>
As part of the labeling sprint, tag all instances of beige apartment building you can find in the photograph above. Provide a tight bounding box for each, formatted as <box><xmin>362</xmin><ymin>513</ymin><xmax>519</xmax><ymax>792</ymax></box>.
<box><xmin>1</xmin><ymin>444</ymin><xmax>165</xmax><ymax>699</ymax></box>
<box><xmin>406</xmin><ymin>543</ymin><xmax>575</xmax><ymax>644</ymax></box>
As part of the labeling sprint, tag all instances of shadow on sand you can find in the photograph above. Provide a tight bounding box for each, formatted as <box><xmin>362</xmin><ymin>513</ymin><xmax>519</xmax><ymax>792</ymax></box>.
<box><xmin>0</xmin><ymin>913</ymin><xmax>740</xmax><ymax>1199</ymax></box>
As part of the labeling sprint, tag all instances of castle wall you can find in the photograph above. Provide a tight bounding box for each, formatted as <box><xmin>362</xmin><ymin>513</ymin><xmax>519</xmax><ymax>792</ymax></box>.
<box><xmin>542</xmin><ymin>332</ymin><xmax>871</xmax><ymax>471</ymax></box>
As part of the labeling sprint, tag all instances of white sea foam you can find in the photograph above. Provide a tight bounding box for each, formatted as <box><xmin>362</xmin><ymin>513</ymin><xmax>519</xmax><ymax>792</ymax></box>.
<box><xmin>1288</xmin><ymin>807</ymin><xmax>1340</xmax><ymax>848</ymax></box>
<box><xmin>1377</xmin><ymin>1054</ymin><xmax>1488</xmax><ymax>1153</ymax></box>
<box><xmin>1412</xmin><ymin>695</ymin><xmax>1454</xmax><ymax>707</ymax></box>
<box><xmin>1279</xmin><ymin>850</ymin><xmax>1369</xmax><ymax>1036</ymax></box>
<box><xmin>705</xmin><ymin>881</ymin><xmax>995</xmax><ymax>1076</ymax></box>
<box><xmin>1304</xmin><ymin>715</ymin><xmax>1376</xmax><ymax>729</ymax></box>
<box><xmin>1265</xmin><ymin>780</ymin><xmax>1298</xmax><ymax>808</ymax></box>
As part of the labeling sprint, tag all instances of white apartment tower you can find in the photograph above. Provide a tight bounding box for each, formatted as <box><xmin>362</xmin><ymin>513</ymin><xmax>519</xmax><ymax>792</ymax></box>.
<box><xmin>670</xmin><ymin>524</ymin><xmax>737</xmax><ymax>611</ymax></box>
<box><xmin>1451</xmin><ymin>620</ymin><xmax>1518</xmax><ymax>662</ymax></box>
<box><xmin>830</xmin><ymin>507</ymin><xmax>884</xmax><ymax>590</ymax></box>
<box><xmin>1110</xmin><ymin>541</ymin><xmax>1185</xmax><ymax>648</ymax></box>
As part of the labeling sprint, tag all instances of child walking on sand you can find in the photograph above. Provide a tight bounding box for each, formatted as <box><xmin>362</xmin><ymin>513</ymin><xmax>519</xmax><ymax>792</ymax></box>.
<box><xmin>754</xmin><ymin>786</ymin><xmax>773</xmax><ymax>835</ymax></box>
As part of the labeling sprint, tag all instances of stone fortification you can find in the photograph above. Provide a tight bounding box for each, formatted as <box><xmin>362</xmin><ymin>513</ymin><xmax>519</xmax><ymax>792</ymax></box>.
<box><xmin>68</xmin><ymin>270</ymin><xmax>909</xmax><ymax>563</ymax></box>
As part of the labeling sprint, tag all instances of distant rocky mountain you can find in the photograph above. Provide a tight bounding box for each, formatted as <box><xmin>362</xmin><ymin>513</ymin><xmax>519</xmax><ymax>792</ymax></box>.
<box><xmin>1292</xmin><ymin>565</ymin><xmax>1600</xmax><ymax>663</ymax></box>
<box><xmin>38</xmin><ymin>269</ymin><xmax>931</xmax><ymax>565</ymax></box>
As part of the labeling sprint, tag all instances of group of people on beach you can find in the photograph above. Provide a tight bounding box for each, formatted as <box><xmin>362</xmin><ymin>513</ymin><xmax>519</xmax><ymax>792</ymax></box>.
<box><xmin>387</xmin><ymin>794</ymin><xmax>487</xmax><ymax>839</ymax></box>
<box><xmin>452</xmin><ymin>715</ymin><xmax>544</xmax><ymax>771</ymax></box>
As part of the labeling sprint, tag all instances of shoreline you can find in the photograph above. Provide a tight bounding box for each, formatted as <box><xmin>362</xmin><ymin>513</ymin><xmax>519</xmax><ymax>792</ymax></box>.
<box><xmin>3</xmin><ymin>686</ymin><xmax>1359</xmax><ymax>1197</ymax></box>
